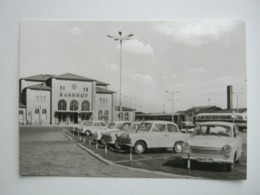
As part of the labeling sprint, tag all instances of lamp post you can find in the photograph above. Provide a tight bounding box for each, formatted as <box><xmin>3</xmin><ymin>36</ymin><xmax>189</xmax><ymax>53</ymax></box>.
<box><xmin>233</xmin><ymin>92</ymin><xmax>243</xmax><ymax>112</ymax></box>
<box><xmin>124</xmin><ymin>96</ymin><xmax>136</xmax><ymax>122</ymax></box>
<box><xmin>107</xmin><ymin>31</ymin><xmax>134</xmax><ymax>120</ymax></box>
<box><xmin>165</xmin><ymin>90</ymin><xmax>179</xmax><ymax>123</ymax></box>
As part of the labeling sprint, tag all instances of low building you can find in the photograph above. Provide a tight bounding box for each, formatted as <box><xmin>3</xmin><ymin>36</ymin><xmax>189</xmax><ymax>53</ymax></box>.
<box><xmin>19</xmin><ymin>73</ymin><xmax>116</xmax><ymax>125</ymax></box>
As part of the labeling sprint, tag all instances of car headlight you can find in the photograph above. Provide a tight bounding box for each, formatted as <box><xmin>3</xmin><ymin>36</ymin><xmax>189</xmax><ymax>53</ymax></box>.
<box><xmin>223</xmin><ymin>145</ymin><xmax>232</xmax><ymax>156</ymax></box>
<box><xmin>182</xmin><ymin>142</ymin><xmax>190</xmax><ymax>151</ymax></box>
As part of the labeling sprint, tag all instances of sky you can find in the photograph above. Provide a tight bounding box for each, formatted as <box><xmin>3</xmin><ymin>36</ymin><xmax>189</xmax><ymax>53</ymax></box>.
<box><xmin>19</xmin><ymin>20</ymin><xmax>247</xmax><ymax>113</ymax></box>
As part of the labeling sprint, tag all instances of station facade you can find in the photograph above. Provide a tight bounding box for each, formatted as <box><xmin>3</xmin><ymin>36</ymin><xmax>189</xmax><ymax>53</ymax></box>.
<box><xmin>19</xmin><ymin>73</ymin><xmax>124</xmax><ymax>125</ymax></box>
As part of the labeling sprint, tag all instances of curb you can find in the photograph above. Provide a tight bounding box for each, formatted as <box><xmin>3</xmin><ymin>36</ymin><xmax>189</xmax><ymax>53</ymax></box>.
<box><xmin>62</xmin><ymin>130</ymin><xmax>197</xmax><ymax>179</ymax></box>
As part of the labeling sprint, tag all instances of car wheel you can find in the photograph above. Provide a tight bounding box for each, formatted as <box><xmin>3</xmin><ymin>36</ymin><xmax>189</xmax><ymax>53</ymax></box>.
<box><xmin>114</xmin><ymin>141</ymin><xmax>121</xmax><ymax>150</ymax></box>
<box><xmin>85</xmin><ymin>130</ymin><xmax>91</xmax><ymax>136</ymax></box>
<box><xmin>134</xmin><ymin>141</ymin><xmax>146</xmax><ymax>154</ymax></box>
<box><xmin>174</xmin><ymin>141</ymin><xmax>183</xmax><ymax>153</ymax></box>
<box><xmin>100</xmin><ymin>137</ymin><xmax>106</xmax><ymax>145</ymax></box>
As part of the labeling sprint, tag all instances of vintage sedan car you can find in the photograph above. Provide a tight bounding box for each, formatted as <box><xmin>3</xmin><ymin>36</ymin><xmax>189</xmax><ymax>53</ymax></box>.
<box><xmin>91</xmin><ymin>121</ymin><xmax>127</xmax><ymax>142</ymax></box>
<box><xmin>101</xmin><ymin>121</ymin><xmax>141</xmax><ymax>148</ymax></box>
<box><xmin>115</xmin><ymin>121</ymin><xmax>190</xmax><ymax>154</ymax></box>
<box><xmin>76</xmin><ymin>121</ymin><xmax>107</xmax><ymax>136</ymax></box>
<box><xmin>181</xmin><ymin>121</ymin><xmax>243</xmax><ymax>172</ymax></box>
<box><xmin>179</xmin><ymin>121</ymin><xmax>195</xmax><ymax>133</ymax></box>
<box><xmin>68</xmin><ymin>120</ymin><xmax>88</xmax><ymax>133</ymax></box>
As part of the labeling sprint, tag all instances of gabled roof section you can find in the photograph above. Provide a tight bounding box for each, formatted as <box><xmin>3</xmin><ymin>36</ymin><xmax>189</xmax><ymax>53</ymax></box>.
<box><xmin>19</xmin><ymin>102</ymin><xmax>26</xmax><ymax>108</ymax></box>
<box><xmin>96</xmin><ymin>80</ymin><xmax>109</xmax><ymax>86</ymax></box>
<box><xmin>26</xmin><ymin>84</ymin><xmax>52</xmax><ymax>91</ymax></box>
<box><xmin>115</xmin><ymin>106</ymin><xmax>135</xmax><ymax>111</ymax></box>
<box><xmin>184</xmin><ymin>106</ymin><xmax>222</xmax><ymax>114</ymax></box>
<box><xmin>96</xmin><ymin>87</ymin><xmax>115</xmax><ymax>94</ymax></box>
<box><xmin>21</xmin><ymin>74</ymin><xmax>54</xmax><ymax>81</ymax></box>
<box><xmin>21</xmin><ymin>73</ymin><xmax>109</xmax><ymax>86</ymax></box>
<box><xmin>53</xmin><ymin>73</ymin><xmax>96</xmax><ymax>81</ymax></box>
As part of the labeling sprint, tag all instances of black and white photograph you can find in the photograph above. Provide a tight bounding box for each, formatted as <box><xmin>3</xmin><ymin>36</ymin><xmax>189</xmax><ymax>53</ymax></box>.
<box><xmin>19</xmin><ymin>20</ymin><xmax>247</xmax><ymax>180</ymax></box>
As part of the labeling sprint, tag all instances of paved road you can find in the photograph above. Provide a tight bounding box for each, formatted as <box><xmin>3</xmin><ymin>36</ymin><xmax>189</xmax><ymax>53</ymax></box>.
<box><xmin>19</xmin><ymin>126</ymin><xmax>183</xmax><ymax>178</ymax></box>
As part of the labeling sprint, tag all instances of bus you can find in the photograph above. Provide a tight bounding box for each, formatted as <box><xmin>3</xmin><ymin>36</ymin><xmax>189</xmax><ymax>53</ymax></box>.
<box><xmin>195</xmin><ymin>112</ymin><xmax>247</xmax><ymax>131</ymax></box>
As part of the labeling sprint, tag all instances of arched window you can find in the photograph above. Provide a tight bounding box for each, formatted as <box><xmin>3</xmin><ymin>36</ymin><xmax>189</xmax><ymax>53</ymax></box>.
<box><xmin>125</xmin><ymin>112</ymin><xmax>129</xmax><ymax>120</ymax></box>
<box><xmin>98</xmin><ymin>110</ymin><xmax>103</xmax><ymax>120</ymax></box>
<box><xmin>58</xmin><ymin>100</ymin><xmax>67</xmax><ymax>110</ymax></box>
<box><xmin>104</xmin><ymin>110</ymin><xmax>109</xmax><ymax>121</ymax></box>
<box><xmin>35</xmin><ymin>109</ymin><xmax>40</xmax><ymax>114</ymax></box>
<box><xmin>81</xmin><ymin>101</ymin><xmax>90</xmax><ymax>111</ymax></box>
<box><xmin>70</xmin><ymin>100</ymin><xmax>78</xmax><ymax>111</ymax></box>
<box><xmin>42</xmin><ymin>109</ymin><xmax>47</xmax><ymax>120</ymax></box>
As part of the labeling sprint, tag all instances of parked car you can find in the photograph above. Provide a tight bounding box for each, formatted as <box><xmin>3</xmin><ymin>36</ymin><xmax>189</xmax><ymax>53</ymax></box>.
<box><xmin>68</xmin><ymin>120</ymin><xmax>88</xmax><ymax>132</ymax></box>
<box><xmin>91</xmin><ymin>121</ymin><xmax>128</xmax><ymax>142</ymax></box>
<box><xmin>115</xmin><ymin>121</ymin><xmax>191</xmax><ymax>154</ymax></box>
<box><xmin>101</xmin><ymin>121</ymin><xmax>142</xmax><ymax>148</ymax></box>
<box><xmin>181</xmin><ymin>121</ymin><xmax>243</xmax><ymax>172</ymax></box>
<box><xmin>76</xmin><ymin>121</ymin><xmax>107</xmax><ymax>136</ymax></box>
<box><xmin>179</xmin><ymin>121</ymin><xmax>195</xmax><ymax>133</ymax></box>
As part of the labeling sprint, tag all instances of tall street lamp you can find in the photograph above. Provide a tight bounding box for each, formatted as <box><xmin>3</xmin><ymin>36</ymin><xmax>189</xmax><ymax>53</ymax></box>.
<box><xmin>233</xmin><ymin>92</ymin><xmax>243</xmax><ymax>112</ymax></box>
<box><xmin>107</xmin><ymin>31</ymin><xmax>134</xmax><ymax>120</ymax></box>
<box><xmin>165</xmin><ymin>90</ymin><xmax>179</xmax><ymax>123</ymax></box>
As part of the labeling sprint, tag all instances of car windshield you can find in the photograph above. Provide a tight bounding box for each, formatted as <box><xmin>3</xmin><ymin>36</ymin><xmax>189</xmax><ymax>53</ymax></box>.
<box><xmin>137</xmin><ymin>123</ymin><xmax>152</xmax><ymax>132</ymax></box>
<box><xmin>84</xmin><ymin>122</ymin><xmax>93</xmax><ymax>126</ymax></box>
<box><xmin>108</xmin><ymin>123</ymin><xmax>115</xmax><ymax>129</ymax></box>
<box><xmin>79</xmin><ymin>121</ymin><xmax>86</xmax><ymax>125</ymax></box>
<box><xmin>120</xmin><ymin>123</ymin><xmax>131</xmax><ymax>131</ymax></box>
<box><xmin>194</xmin><ymin>125</ymin><xmax>232</xmax><ymax>137</ymax></box>
<box><xmin>129</xmin><ymin>123</ymin><xmax>140</xmax><ymax>131</ymax></box>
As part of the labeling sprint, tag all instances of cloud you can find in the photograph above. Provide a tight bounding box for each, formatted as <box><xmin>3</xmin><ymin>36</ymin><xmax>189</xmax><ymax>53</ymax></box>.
<box><xmin>131</xmin><ymin>73</ymin><xmax>155</xmax><ymax>85</ymax></box>
<box><xmin>105</xmin><ymin>63</ymin><xmax>119</xmax><ymax>71</ymax></box>
<box><xmin>153</xmin><ymin>21</ymin><xmax>239</xmax><ymax>45</ymax></box>
<box><xmin>116</xmin><ymin>39</ymin><xmax>154</xmax><ymax>55</ymax></box>
<box><xmin>70</xmin><ymin>26</ymin><xmax>82</xmax><ymax>35</ymax></box>
<box><xmin>162</xmin><ymin>74</ymin><xmax>178</xmax><ymax>80</ymax></box>
<box><xmin>187</xmin><ymin>67</ymin><xmax>207</xmax><ymax>74</ymax></box>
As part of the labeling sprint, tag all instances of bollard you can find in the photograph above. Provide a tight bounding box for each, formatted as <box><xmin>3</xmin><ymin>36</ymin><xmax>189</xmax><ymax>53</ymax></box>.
<box><xmin>84</xmin><ymin>138</ymin><xmax>86</xmax><ymax>143</ymax></box>
<box><xmin>96</xmin><ymin>140</ymin><xmax>98</xmax><ymax>149</ymax></box>
<box><xmin>105</xmin><ymin>144</ymin><xmax>107</xmax><ymax>154</ymax></box>
<box><xmin>80</xmin><ymin>136</ymin><xmax>82</xmax><ymax>141</ymax></box>
<box><xmin>73</xmin><ymin>132</ymin><xmax>74</xmax><ymax>137</ymax></box>
<box><xmin>187</xmin><ymin>153</ymin><xmax>190</xmax><ymax>176</ymax></box>
<box><xmin>130</xmin><ymin>148</ymin><xmax>133</xmax><ymax>161</ymax></box>
<box><xmin>130</xmin><ymin>148</ymin><xmax>133</xmax><ymax>167</ymax></box>
<box><xmin>78</xmin><ymin>132</ymin><xmax>80</xmax><ymax>137</ymax></box>
<box><xmin>89</xmin><ymin>140</ymin><xmax>91</xmax><ymax>145</ymax></box>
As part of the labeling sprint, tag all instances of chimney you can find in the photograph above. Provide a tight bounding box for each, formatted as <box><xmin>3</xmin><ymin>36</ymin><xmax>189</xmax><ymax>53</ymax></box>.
<box><xmin>227</xmin><ymin>85</ymin><xmax>233</xmax><ymax>109</ymax></box>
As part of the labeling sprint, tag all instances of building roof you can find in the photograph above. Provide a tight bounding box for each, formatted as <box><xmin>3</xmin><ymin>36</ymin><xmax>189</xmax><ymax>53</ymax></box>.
<box><xmin>21</xmin><ymin>73</ymin><xmax>109</xmax><ymax>86</ymax></box>
<box><xmin>21</xmin><ymin>74</ymin><xmax>54</xmax><ymax>81</ymax></box>
<box><xmin>96</xmin><ymin>87</ymin><xmax>115</xmax><ymax>94</ymax></box>
<box><xmin>26</xmin><ymin>84</ymin><xmax>52</xmax><ymax>91</ymax></box>
<box><xmin>212</xmin><ymin>108</ymin><xmax>247</xmax><ymax>113</ymax></box>
<box><xmin>19</xmin><ymin>102</ymin><xmax>26</xmax><ymax>108</ymax></box>
<box><xmin>115</xmin><ymin>106</ymin><xmax>135</xmax><ymax>111</ymax></box>
<box><xmin>184</xmin><ymin>106</ymin><xmax>222</xmax><ymax>114</ymax></box>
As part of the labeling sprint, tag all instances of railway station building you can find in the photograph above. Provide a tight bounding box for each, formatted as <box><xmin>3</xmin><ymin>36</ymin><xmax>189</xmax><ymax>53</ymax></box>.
<box><xmin>19</xmin><ymin>73</ymin><xmax>128</xmax><ymax>125</ymax></box>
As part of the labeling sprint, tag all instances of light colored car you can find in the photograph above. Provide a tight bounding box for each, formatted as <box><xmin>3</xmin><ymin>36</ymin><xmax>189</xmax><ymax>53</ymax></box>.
<box><xmin>101</xmin><ymin>121</ymin><xmax>142</xmax><ymax>148</ymax></box>
<box><xmin>180</xmin><ymin>121</ymin><xmax>195</xmax><ymax>133</ymax></box>
<box><xmin>91</xmin><ymin>121</ymin><xmax>128</xmax><ymax>142</ymax></box>
<box><xmin>181</xmin><ymin>121</ymin><xmax>243</xmax><ymax>172</ymax></box>
<box><xmin>69</xmin><ymin>120</ymin><xmax>88</xmax><ymax>132</ymax></box>
<box><xmin>76</xmin><ymin>121</ymin><xmax>107</xmax><ymax>136</ymax></box>
<box><xmin>116</xmin><ymin>121</ymin><xmax>191</xmax><ymax>154</ymax></box>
